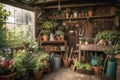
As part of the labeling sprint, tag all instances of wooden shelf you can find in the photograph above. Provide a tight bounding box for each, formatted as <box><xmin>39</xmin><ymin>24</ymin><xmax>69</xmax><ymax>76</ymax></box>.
<box><xmin>41</xmin><ymin>40</ymin><xmax>67</xmax><ymax>44</ymax></box>
<box><xmin>43</xmin><ymin>3</ymin><xmax>112</xmax><ymax>9</ymax></box>
<box><xmin>48</xmin><ymin>15</ymin><xmax>115</xmax><ymax>20</ymax></box>
<box><xmin>49</xmin><ymin>50</ymin><xmax>66</xmax><ymax>52</ymax></box>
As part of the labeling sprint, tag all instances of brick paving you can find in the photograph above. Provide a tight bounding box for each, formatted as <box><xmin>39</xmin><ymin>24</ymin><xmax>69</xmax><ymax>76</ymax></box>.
<box><xmin>41</xmin><ymin>68</ymin><xmax>114</xmax><ymax>80</ymax></box>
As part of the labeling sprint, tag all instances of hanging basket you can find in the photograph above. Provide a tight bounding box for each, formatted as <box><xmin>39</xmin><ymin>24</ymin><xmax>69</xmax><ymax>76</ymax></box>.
<box><xmin>0</xmin><ymin>72</ymin><xmax>16</xmax><ymax>80</ymax></box>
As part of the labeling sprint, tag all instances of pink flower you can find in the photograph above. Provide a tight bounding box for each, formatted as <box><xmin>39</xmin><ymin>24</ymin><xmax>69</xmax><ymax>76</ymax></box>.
<box><xmin>9</xmin><ymin>60</ymin><xmax>14</xmax><ymax>65</ymax></box>
<box><xmin>1</xmin><ymin>61</ymin><xmax>8</xmax><ymax>68</ymax></box>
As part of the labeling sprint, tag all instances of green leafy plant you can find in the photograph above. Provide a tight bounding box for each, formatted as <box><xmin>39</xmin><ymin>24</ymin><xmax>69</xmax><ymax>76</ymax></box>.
<box><xmin>114</xmin><ymin>44</ymin><xmax>120</xmax><ymax>54</ymax></box>
<box><xmin>33</xmin><ymin>61</ymin><xmax>45</xmax><ymax>72</ymax></box>
<box><xmin>79</xmin><ymin>38</ymin><xmax>85</xmax><ymax>42</ymax></box>
<box><xmin>39</xmin><ymin>51</ymin><xmax>50</xmax><ymax>61</ymax></box>
<box><xmin>95</xmin><ymin>31</ymin><xmax>120</xmax><ymax>44</ymax></box>
<box><xmin>0</xmin><ymin>3</ymin><xmax>10</xmax><ymax>48</ymax></box>
<box><xmin>13</xmin><ymin>50</ymin><xmax>33</xmax><ymax>80</ymax></box>
<box><xmin>40</xmin><ymin>21</ymin><xmax>53</xmax><ymax>30</ymax></box>
<box><xmin>0</xmin><ymin>50</ymin><xmax>15</xmax><ymax>75</ymax></box>
<box><xmin>85</xmin><ymin>63</ymin><xmax>92</xmax><ymax>71</ymax></box>
<box><xmin>104</xmin><ymin>47</ymin><xmax>117</xmax><ymax>62</ymax></box>
<box><xmin>85</xmin><ymin>38</ymin><xmax>94</xmax><ymax>44</ymax></box>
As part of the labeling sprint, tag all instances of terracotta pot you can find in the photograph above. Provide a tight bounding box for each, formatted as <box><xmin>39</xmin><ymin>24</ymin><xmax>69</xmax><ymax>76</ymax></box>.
<box><xmin>93</xmin><ymin>66</ymin><xmax>101</xmax><ymax>75</ymax></box>
<box><xmin>24</xmin><ymin>43</ymin><xmax>29</xmax><ymax>49</ymax></box>
<box><xmin>88</xmin><ymin>10</ymin><xmax>93</xmax><ymax>17</ymax></box>
<box><xmin>54</xmin><ymin>46</ymin><xmax>58</xmax><ymax>51</ymax></box>
<box><xmin>34</xmin><ymin>70</ymin><xmax>43</xmax><ymax>80</ymax></box>
<box><xmin>43</xmin><ymin>35</ymin><xmax>49</xmax><ymax>41</ymax></box>
<box><xmin>63</xmin><ymin>59</ymin><xmax>72</xmax><ymax>68</ymax></box>
<box><xmin>44</xmin><ymin>46</ymin><xmax>50</xmax><ymax>52</ymax></box>
<box><xmin>0</xmin><ymin>72</ymin><xmax>16</xmax><ymax>80</ymax></box>
<box><xmin>59</xmin><ymin>35</ymin><xmax>64</xmax><ymax>41</ymax></box>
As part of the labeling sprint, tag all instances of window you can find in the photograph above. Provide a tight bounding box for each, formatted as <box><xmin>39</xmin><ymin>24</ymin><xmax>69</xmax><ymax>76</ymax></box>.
<box><xmin>3</xmin><ymin>4</ymin><xmax>35</xmax><ymax>46</ymax></box>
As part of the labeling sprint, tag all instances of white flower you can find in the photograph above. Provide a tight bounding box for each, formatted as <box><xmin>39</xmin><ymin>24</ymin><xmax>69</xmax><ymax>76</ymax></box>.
<box><xmin>1</xmin><ymin>57</ymin><xmax>5</xmax><ymax>62</ymax></box>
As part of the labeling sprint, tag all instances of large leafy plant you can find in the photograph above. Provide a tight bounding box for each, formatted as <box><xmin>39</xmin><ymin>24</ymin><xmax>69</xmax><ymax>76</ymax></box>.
<box><xmin>0</xmin><ymin>3</ymin><xmax>10</xmax><ymax>48</ymax></box>
<box><xmin>13</xmin><ymin>50</ymin><xmax>33</xmax><ymax>80</ymax></box>
<box><xmin>95</xmin><ymin>31</ymin><xmax>120</xmax><ymax>44</ymax></box>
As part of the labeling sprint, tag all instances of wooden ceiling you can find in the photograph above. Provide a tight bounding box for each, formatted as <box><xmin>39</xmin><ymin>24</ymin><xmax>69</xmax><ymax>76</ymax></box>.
<box><xmin>0</xmin><ymin>0</ymin><xmax>119</xmax><ymax>10</ymax></box>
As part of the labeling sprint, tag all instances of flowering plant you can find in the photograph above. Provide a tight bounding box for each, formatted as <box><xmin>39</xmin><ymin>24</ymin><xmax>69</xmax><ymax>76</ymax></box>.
<box><xmin>0</xmin><ymin>50</ymin><xmax>15</xmax><ymax>75</ymax></box>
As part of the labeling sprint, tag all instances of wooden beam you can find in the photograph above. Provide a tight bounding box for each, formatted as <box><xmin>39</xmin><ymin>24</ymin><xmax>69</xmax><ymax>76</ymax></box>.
<box><xmin>33</xmin><ymin>0</ymin><xmax>69</xmax><ymax>4</ymax></box>
<box><xmin>0</xmin><ymin>0</ymin><xmax>34</xmax><ymax>11</ymax></box>
<box><xmin>43</xmin><ymin>3</ymin><xmax>113</xmax><ymax>9</ymax></box>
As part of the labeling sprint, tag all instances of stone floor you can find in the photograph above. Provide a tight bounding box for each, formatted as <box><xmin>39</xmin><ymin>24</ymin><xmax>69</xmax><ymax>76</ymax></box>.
<box><xmin>41</xmin><ymin>68</ymin><xmax>114</xmax><ymax>80</ymax></box>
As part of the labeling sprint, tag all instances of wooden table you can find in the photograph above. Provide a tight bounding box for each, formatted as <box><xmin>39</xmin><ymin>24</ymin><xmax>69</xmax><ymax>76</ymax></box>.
<box><xmin>78</xmin><ymin>44</ymin><xmax>113</xmax><ymax>61</ymax></box>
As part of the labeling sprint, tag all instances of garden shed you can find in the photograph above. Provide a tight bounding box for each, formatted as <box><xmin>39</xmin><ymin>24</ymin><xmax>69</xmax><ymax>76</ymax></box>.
<box><xmin>0</xmin><ymin>0</ymin><xmax>120</xmax><ymax>80</ymax></box>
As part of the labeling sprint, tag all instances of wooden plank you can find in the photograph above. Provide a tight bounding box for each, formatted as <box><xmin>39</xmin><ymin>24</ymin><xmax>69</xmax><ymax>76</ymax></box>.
<box><xmin>43</xmin><ymin>3</ymin><xmax>112</xmax><ymax>9</ymax></box>
<box><xmin>34</xmin><ymin>0</ymin><xmax>69</xmax><ymax>4</ymax></box>
<box><xmin>0</xmin><ymin>0</ymin><xmax>33</xmax><ymax>11</ymax></box>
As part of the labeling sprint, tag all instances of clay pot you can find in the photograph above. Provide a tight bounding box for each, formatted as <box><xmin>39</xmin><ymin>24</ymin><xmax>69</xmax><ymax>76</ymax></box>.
<box><xmin>93</xmin><ymin>66</ymin><xmax>101</xmax><ymax>75</ymax></box>
<box><xmin>54</xmin><ymin>46</ymin><xmax>58</xmax><ymax>51</ymax></box>
<box><xmin>44</xmin><ymin>46</ymin><xmax>50</xmax><ymax>52</ymax></box>
<box><xmin>0</xmin><ymin>72</ymin><xmax>16</xmax><ymax>80</ymax></box>
<box><xmin>63</xmin><ymin>59</ymin><xmax>72</xmax><ymax>68</ymax></box>
<box><xmin>43</xmin><ymin>35</ymin><xmax>49</xmax><ymax>41</ymax></box>
<box><xmin>88</xmin><ymin>10</ymin><xmax>93</xmax><ymax>17</ymax></box>
<box><xmin>34</xmin><ymin>70</ymin><xmax>43</xmax><ymax>80</ymax></box>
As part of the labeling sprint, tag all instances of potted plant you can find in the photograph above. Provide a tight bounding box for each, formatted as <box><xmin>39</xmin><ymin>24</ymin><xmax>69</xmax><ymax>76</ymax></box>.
<box><xmin>72</xmin><ymin>10</ymin><xmax>78</xmax><ymax>18</ymax></box>
<box><xmin>40</xmin><ymin>21</ymin><xmax>53</xmax><ymax>31</ymax></box>
<box><xmin>59</xmin><ymin>31</ymin><xmax>64</xmax><ymax>41</ymax></box>
<box><xmin>41</xmin><ymin>30</ymin><xmax>50</xmax><ymax>41</ymax></box>
<box><xmin>114</xmin><ymin>44</ymin><xmax>120</xmax><ymax>54</ymax></box>
<box><xmin>86</xmin><ymin>63</ymin><xmax>93</xmax><ymax>75</ymax></box>
<box><xmin>85</xmin><ymin>38</ymin><xmax>94</xmax><ymax>44</ymax></box>
<box><xmin>33</xmin><ymin>61</ymin><xmax>46</xmax><ymax>80</ymax></box>
<box><xmin>44</xmin><ymin>45</ymin><xmax>51</xmax><ymax>52</ymax></box>
<box><xmin>13</xmin><ymin>50</ymin><xmax>33</xmax><ymax>80</ymax></box>
<box><xmin>88</xmin><ymin>7</ymin><xmax>94</xmax><ymax>17</ymax></box>
<box><xmin>39</xmin><ymin>51</ymin><xmax>51</xmax><ymax>73</ymax></box>
<box><xmin>79</xmin><ymin>38</ymin><xmax>85</xmax><ymax>44</ymax></box>
<box><xmin>0</xmin><ymin>51</ymin><xmax>16</xmax><ymax>80</ymax></box>
<box><xmin>64</xmin><ymin>8</ymin><xmax>71</xmax><ymax>18</ymax></box>
<box><xmin>63</xmin><ymin>47</ymin><xmax>72</xmax><ymax>68</ymax></box>
<box><xmin>75</xmin><ymin>61</ymin><xmax>87</xmax><ymax>74</ymax></box>
<box><xmin>92</xmin><ymin>55</ymin><xmax>103</xmax><ymax>75</ymax></box>
<box><xmin>95</xmin><ymin>31</ymin><xmax>120</xmax><ymax>45</ymax></box>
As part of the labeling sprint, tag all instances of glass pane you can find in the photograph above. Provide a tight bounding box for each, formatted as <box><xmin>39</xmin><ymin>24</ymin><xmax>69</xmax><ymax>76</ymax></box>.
<box><xmin>5</xmin><ymin>4</ymin><xmax>14</xmax><ymax>16</ymax></box>
<box><xmin>5</xmin><ymin>4</ymin><xmax>15</xmax><ymax>23</ymax></box>
<box><xmin>22</xmin><ymin>9</ymin><xmax>27</xmax><ymax>24</ymax></box>
<box><xmin>29</xmin><ymin>11</ymin><xmax>35</xmax><ymax>25</ymax></box>
<box><xmin>15</xmin><ymin>7</ymin><xmax>22</xmax><ymax>24</ymax></box>
<box><xmin>14</xmin><ymin>24</ymin><xmax>23</xmax><ymax>42</ymax></box>
<box><xmin>6</xmin><ymin>23</ymin><xmax>15</xmax><ymax>41</ymax></box>
<box><xmin>6</xmin><ymin>16</ymin><xmax>14</xmax><ymax>23</ymax></box>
